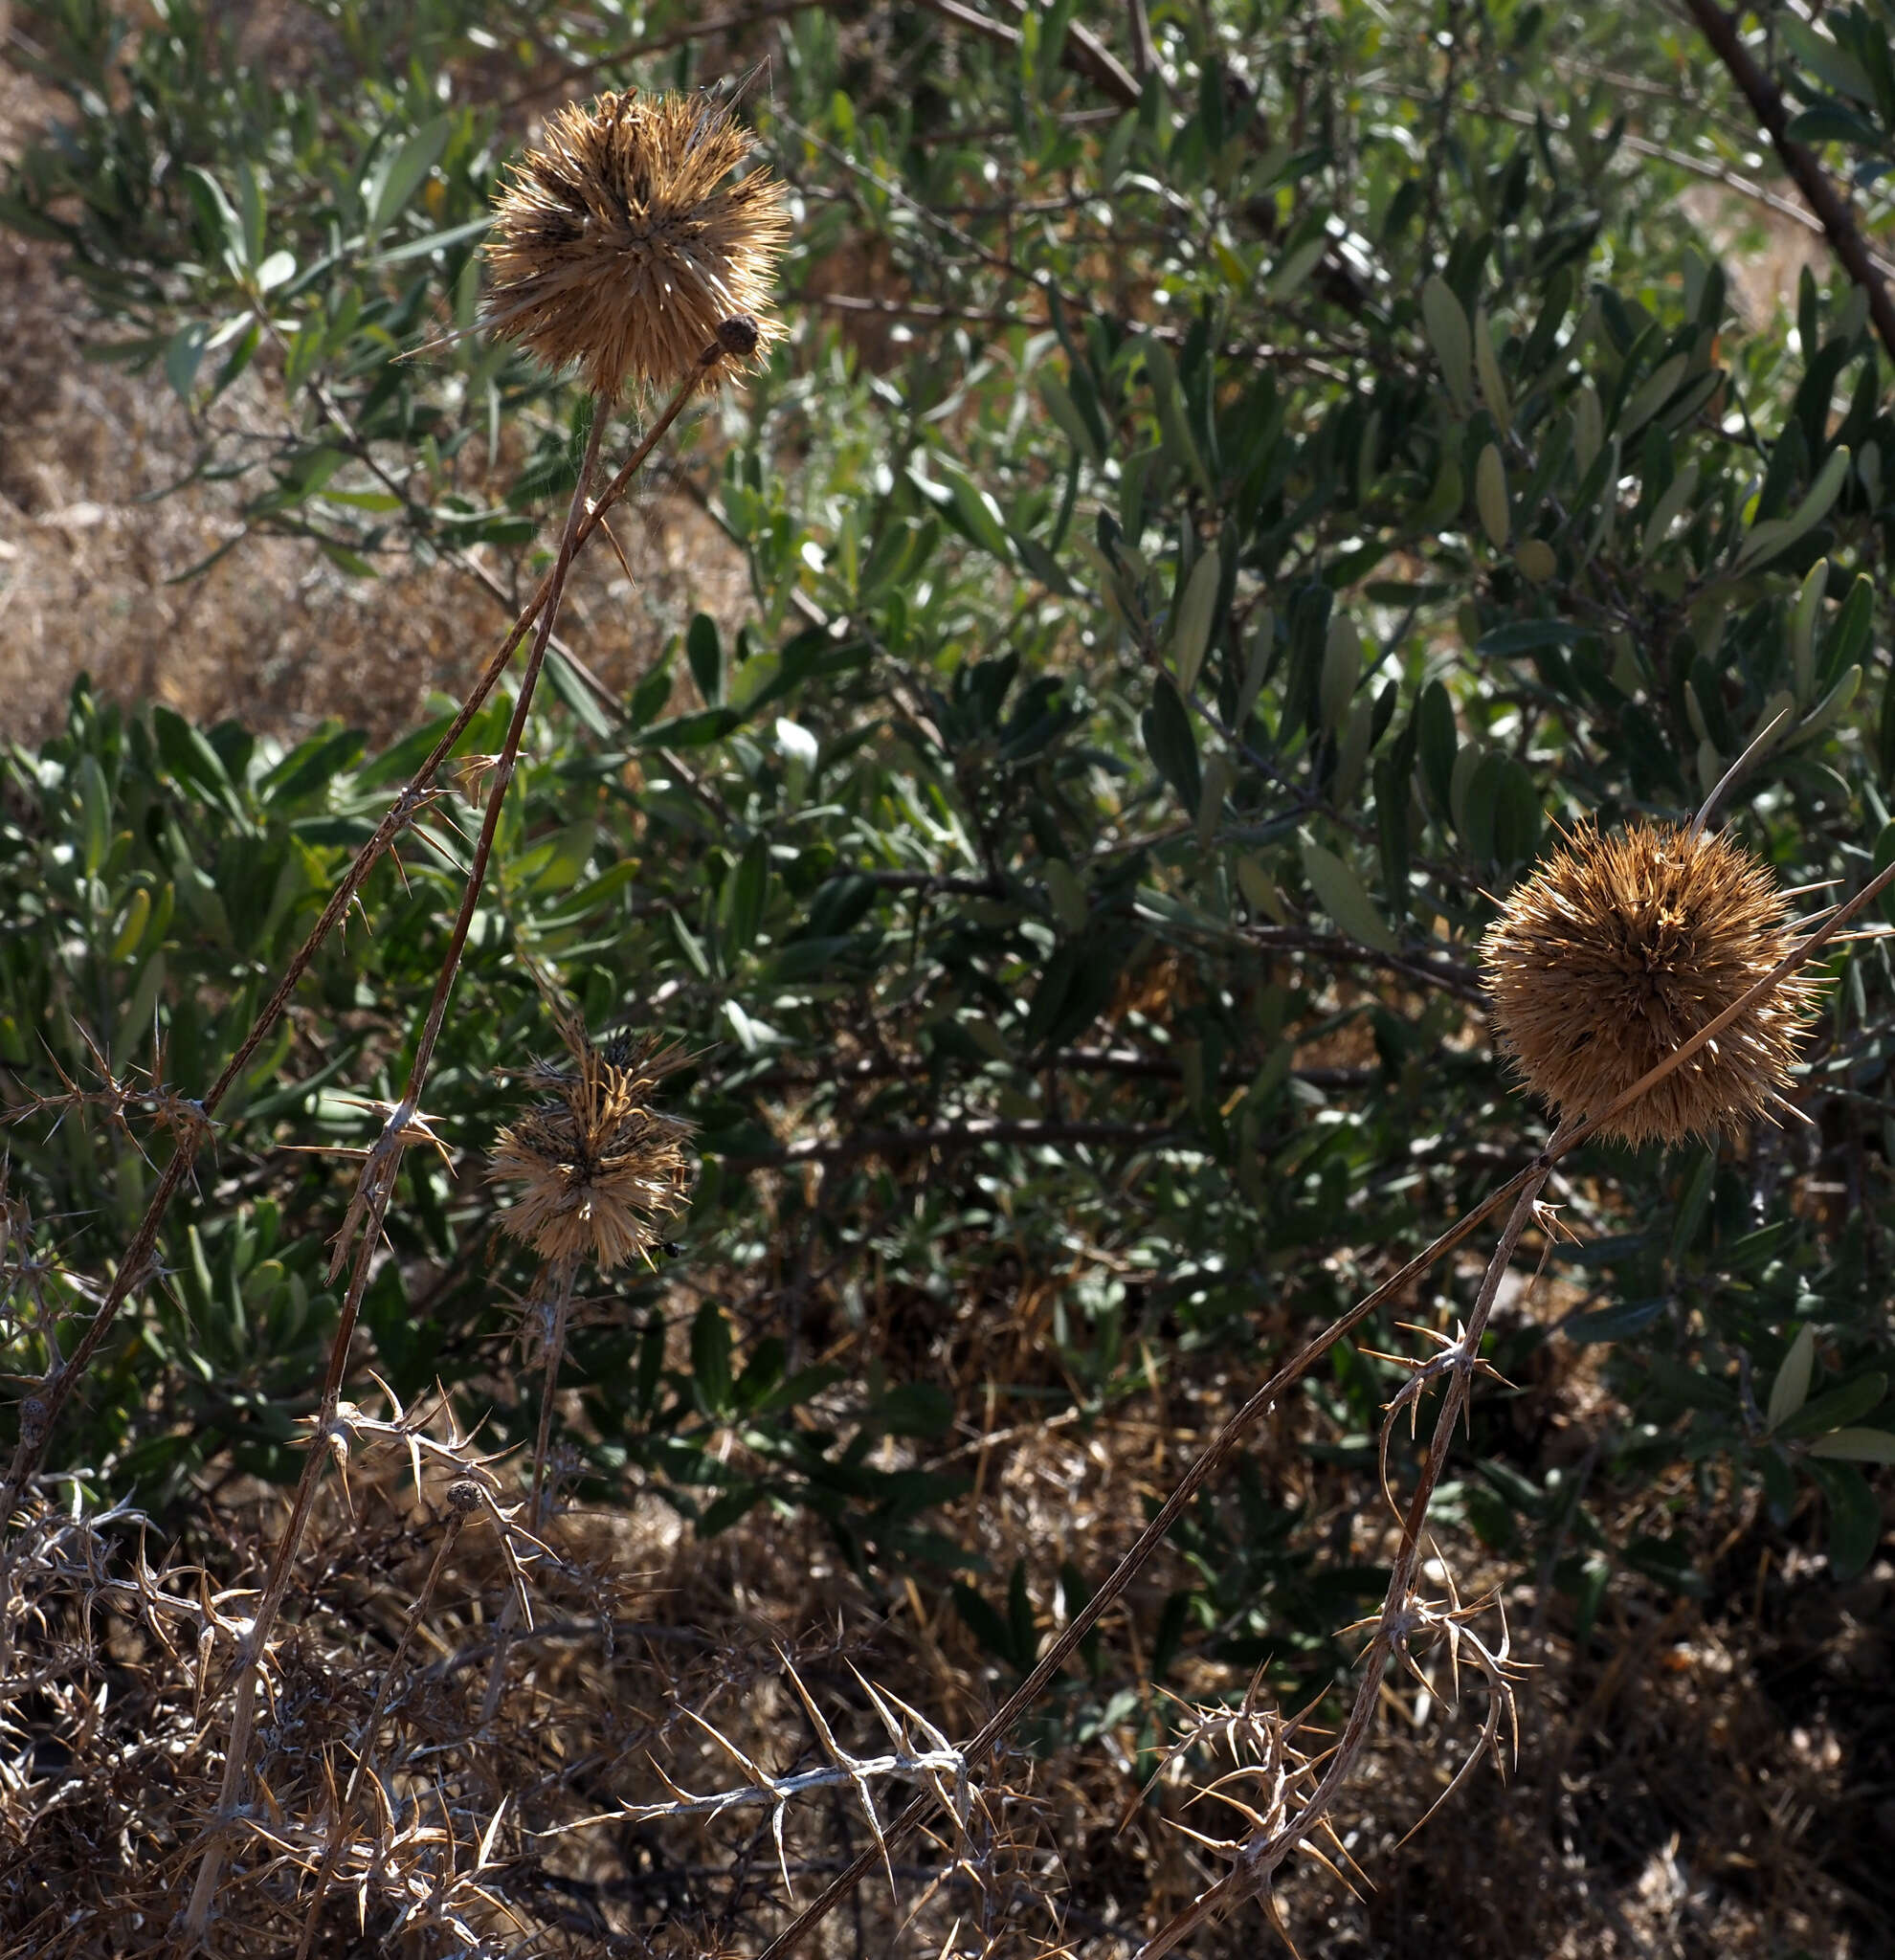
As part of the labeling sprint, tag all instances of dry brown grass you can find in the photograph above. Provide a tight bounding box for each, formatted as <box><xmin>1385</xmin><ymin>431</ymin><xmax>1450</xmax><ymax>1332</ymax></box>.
<box><xmin>4</xmin><ymin>1312</ymin><xmax>1886</xmax><ymax>1958</ymax></box>
<box><xmin>0</xmin><ymin>57</ymin><xmax>751</xmax><ymax>750</ymax></box>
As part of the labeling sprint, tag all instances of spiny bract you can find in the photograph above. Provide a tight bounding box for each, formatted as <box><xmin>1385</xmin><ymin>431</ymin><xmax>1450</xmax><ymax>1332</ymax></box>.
<box><xmin>489</xmin><ymin>1033</ymin><xmax>694</xmax><ymax>1270</ymax></box>
<box><xmin>482</xmin><ymin>88</ymin><xmax>789</xmax><ymax>398</ymax></box>
<box><xmin>1481</xmin><ymin>820</ymin><xmax>1823</xmax><ymax>1147</ymax></box>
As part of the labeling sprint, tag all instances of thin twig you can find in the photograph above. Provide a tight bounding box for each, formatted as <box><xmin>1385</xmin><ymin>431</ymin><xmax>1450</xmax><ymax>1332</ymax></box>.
<box><xmin>503</xmin><ymin>0</ymin><xmax>824</xmax><ymax>110</ymax></box>
<box><xmin>719</xmin><ymin>1117</ymin><xmax>1179</xmax><ymax>1169</ymax></box>
<box><xmin>171</xmin><ymin>403</ymin><xmax>613</xmax><ymax>1949</ymax></box>
<box><xmin>1681</xmin><ymin>0</ymin><xmax>1895</xmax><ymax>362</ymax></box>
<box><xmin>0</xmin><ymin>354</ymin><xmax>724</xmax><ymax>1519</ymax></box>
<box><xmin>754</xmin><ymin>841</ymin><xmax>1895</xmax><ymax>1956</ymax></box>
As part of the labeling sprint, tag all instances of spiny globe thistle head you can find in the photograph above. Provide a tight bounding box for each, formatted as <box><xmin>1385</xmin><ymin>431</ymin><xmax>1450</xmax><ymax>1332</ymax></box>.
<box><xmin>1481</xmin><ymin>820</ymin><xmax>1822</xmax><ymax>1147</ymax></box>
<box><xmin>490</xmin><ymin>1032</ymin><xmax>694</xmax><ymax>1271</ymax></box>
<box><xmin>483</xmin><ymin>88</ymin><xmax>789</xmax><ymax>399</ymax></box>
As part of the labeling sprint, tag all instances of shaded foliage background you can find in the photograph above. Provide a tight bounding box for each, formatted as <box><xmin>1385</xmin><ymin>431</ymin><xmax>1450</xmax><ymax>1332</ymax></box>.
<box><xmin>2</xmin><ymin>0</ymin><xmax>1894</xmax><ymax>1953</ymax></box>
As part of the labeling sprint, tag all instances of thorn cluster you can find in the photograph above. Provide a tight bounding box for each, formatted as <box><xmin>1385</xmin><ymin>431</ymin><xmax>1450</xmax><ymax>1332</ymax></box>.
<box><xmin>482</xmin><ymin>88</ymin><xmax>790</xmax><ymax>398</ymax></box>
<box><xmin>1481</xmin><ymin>819</ymin><xmax>1823</xmax><ymax>1146</ymax></box>
<box><xmin>489</xmin><ymin>1032</ymin><xmax>694</xmax><ymax>1271</ymax></box>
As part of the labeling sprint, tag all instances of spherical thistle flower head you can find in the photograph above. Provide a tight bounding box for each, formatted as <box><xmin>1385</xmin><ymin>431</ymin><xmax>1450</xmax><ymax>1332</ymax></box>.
<box><xmin>1481</xmin><ymin>820</ymin><xmax>1824</xmax><ymax>1147</ymax></box>
<box><xmin>490</xmin><ymin>1033</ymin><xmax>694</xmax><ymax>1271</ymax></box>
<box><xmin>482</xmin><ymin>88</ymin><xmax>790</xmax><ymax>399</ymax></box>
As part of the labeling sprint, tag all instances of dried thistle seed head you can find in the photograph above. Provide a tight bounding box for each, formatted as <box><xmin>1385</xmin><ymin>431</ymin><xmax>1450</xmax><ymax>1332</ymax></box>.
<box><xmin>489</xmin><ymin>1032</ymin><xmax>694</xmax><ymax>1270</ymax></box>
<box><xmin>482</xmin><ymin>88</ymin><xmax>789</xmax><ymax>399</ymax></box>
<box><xmin>1481</xmin><ymin>820</ymin><xmax>1823</xmax><ymax>1147</ymax></box>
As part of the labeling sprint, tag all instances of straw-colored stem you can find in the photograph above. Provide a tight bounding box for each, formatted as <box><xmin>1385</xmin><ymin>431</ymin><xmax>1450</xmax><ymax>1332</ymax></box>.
<box><xmin>755</xmin><ymin>843</ymin><xmax>1894</xmax><ymax>1960</ymax></box>
<box><xmin>479</xmin><ymin>1258</ymin><xmax>579</xmax><ymax>1731</ymax></box>
<box><xmin>1135</xmin><ymin>1120</ymin><xmax>1573</xmax><ymax>1959</ymax></box>
<box><xmin>528</xmin><ymin>1259</ymin><xmax>581</xmax><ymax>1535</ymax></box>
<box><xmin>176</xmin><ymin>397</ymin><xmax>618</xmax><ymax>1950</ymax></box>
<box><xmin>291</xmin><ymin>1500</ymin><xmax>470</xmax><ymax>1960</ymax></box>
<box><xmin>1</xmin><ymin>344</ymin><xmax>727</xmax><ymax>1526</ymax></box>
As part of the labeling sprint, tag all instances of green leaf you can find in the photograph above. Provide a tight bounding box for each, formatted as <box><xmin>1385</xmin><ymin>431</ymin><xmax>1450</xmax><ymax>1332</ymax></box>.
<box><xmin>77</xmin><ymin>754</ymin><xmax>112</xmax><ymax>880</ymax></box>
<box><xmin>691</xmin><ymin>1302</ymin><xmax>734</xmax><ymax>1417</ymax></box>
<box><xmin>933</xmin><ymin>455</ymin><xmax>1015</xmax><ymax>564</ymax></box>
<box><xmin>1780</xmin><ymin>15</ymin><xmax>1877</xmax><ymax>102</ymax></box>
<box><xmin>1475</xmin><ymin>619</ymin><xmax>1589</xmax><ymax>660</ymax></box>
<box><xmin>184</xmin><ymin>166</ymin><xmax>246</xmax><ymax>273</ymax></box>
<box><xmin>1475</xmin><ymin>442</ymin><xmax>1509</xmax><ymax>548</ymax></box>
<box><xmin>1806</xmin><ymin>1459</ymin><xmax>1882</xmax><ymax>1580</ymax></box>
<box><xmin>1420</xmin><ymin>275</ymin><xmax>1472</xmax><ymax>407</ymax></box>
<box><xmin>1805</xmin><ymin>1428</ymin><xmax>1895</xmax><ymax>1463</ymax></box>
<box><xmin>1776</xmin><ymin>1371</ymin><xmax>1886</xmax><ymax>1440</ymax></box>
<box><xmin>164</xmin><ymin>322</ymin><xmax>212</xmax><ymax>401</ymax></box>
<box><xmin>687</xmin><ymin>612</ymin><xmax>724</xmax><ymax>706</ymax></box>
<box><xmin>1318</xmin><ymin>615</ymin><xmax>1360</xmax><ymax>736</ymax></box>
<box><xmin>1300</xmin><ymin>836</ymin><xmax>1398</xmax><ymax>953</ymax></box>
<box><xmin>369</xmin><ymin>212</ymin><xmax>493</xmax><ymax>265</ymax></box>
<box><xmin>1735</xmin><ymin>445</ymin><xmax>1850</xmax><ymax>570</ymax></box>
<box><xmin>1039</xmin><ymin>372</ymin><xmax>1101</xmax><ymax>461</ymax></box>
<box><xmin>1790</xmin><ymin>557</ymin><xmax>1827</xmax><ymax>704</ymax></box>
<box><xmin>1416</xmin><ymin>680</ymin><xmax>1457</xmax><ymax>815</ymax></box>
<box><xmin>1563</xmin><ymin>1299</ymin><xmax>1665</xmax><ymax>1344</ymax></box>
<box><xmin>724</xmin><ymin>835</ymin><xmax>769</xmax><ymax>953</ymax></box>
<box><xmin>1142</xmin><ymin>675</ymin><xmax>1201</xmax><ymax>811</ymax></box>
<box><xmin>1170</xmin><ymin>545</ymin><xmax>1221</xmax><ymax>698</ymax></box>
<box><xmin>365</xmin><ymin>115</ymin><xmax>454</xmax><ymax>236</ymax></box>
<box><xmin>1473</xmin><ymin>304</ymin><xmax>1509</xmax><ymax>434</ymax></box>
<box><xmin>1767</xmin><ymin>1324</ymin><xmax>1816</xmax><ymax>1429</ymax></box>
<box><xmin>153</xmin><ymin>705</ymin><xmax>242</xmax><ymax>817</ymax></box>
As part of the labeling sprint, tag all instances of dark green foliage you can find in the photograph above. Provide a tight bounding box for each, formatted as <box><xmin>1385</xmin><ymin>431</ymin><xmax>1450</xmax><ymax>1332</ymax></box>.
<box><xmin>4</xmin><ymin>0</ymin><xmax>1893</xmax><ymax>1705</ymax></box>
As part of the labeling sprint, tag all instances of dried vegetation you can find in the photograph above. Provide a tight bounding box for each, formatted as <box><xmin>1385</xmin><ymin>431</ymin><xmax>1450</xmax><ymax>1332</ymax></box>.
<box><xmin>3</xmin><ymin>14</ymin><xmax>1893</xmax><ymax>1960</ymax></box>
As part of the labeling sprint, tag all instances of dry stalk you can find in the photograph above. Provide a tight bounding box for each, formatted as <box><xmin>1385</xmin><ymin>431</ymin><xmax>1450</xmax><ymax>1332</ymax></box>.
<box><xmin>542</xmin><ymin>1654</ymin><xmax>971</xmax><ymax>1904</ymax></box>
<box><xmin>172</xmin><ymin>359</ymin><xmax>701</xmax><ymax>1942</ymax></box>
<box><xmin>1132</xmin><ymin>1122</ymin><xmax>1574</xmax><ymax>1956</ymax></box>
<box><xmin>526</xmin><ymin>1257</ymin><xmax>582</xmax><ymax>1536</ymax></box>
<box><xmin>0</xmin><ymin>340</ymin><xmax>736</xmax><ymax>1530</ymax></box>
<box><xmin>756</xmin><ymin>844</ymin><xmax>1892</xmax><ymax>1958</ymax></box>
<box><xmin>290</xmin><ymin>1479</ymin><xmax>480</xmax><ymax>1960</ymax></box>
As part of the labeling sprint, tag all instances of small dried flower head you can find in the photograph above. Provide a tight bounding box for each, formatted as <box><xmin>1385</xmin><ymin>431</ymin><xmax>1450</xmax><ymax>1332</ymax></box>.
<box><xmin>482</xmin><ymin>88</ymin><xmax>789</xmax><ymax>398</ymax></box>
<box><xmin>1481</xmin><ymin>820</ymin><xmax>1823</xmax><ymax>1147</ymax></box>
<box><xmin>490</xmin><ymin>1032</ymin><xmax>694</xmax><ymax>1269</ymax></box>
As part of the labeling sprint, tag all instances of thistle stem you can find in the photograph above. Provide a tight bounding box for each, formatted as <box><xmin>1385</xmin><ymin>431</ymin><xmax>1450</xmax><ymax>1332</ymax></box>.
<box><xmin>171</xmin><ymin>350</ymin><xmax>738</xmax><ymax>1946</ymax></box>
<box><xmin>528</xmin><ymin>1258</ymin><xmax>580</xmax><ymax>1535</ymax></box>
<box><xmin>1</xmin><ymin>344</ymin><xmax>728</xmax><ymax>1527</ymax></box>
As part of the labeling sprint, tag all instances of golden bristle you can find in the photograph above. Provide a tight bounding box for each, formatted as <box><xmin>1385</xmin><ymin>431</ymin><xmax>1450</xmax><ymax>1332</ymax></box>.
<box><xmin>489</xmin><ymin>1033</ymin><xmax>694</xmax><ymax>1270</ymax></box>
<box><xmin>482</xmin><ymin>88</ymin><xmax>790</xmax><ymax>398</ymax></box>
<box><xmin>1481</xmin><ymin>820</ymin><xmax>1824</xmax><ymax>1147</ymax></box>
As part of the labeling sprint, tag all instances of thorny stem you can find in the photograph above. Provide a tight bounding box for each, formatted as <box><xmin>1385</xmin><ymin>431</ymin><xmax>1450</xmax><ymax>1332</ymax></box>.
<box><xmin>0</xmin><ymin>347</ymin><xmax>725</xmax><ymax>1531</ymax></box>
<box><xmin>171</xmin><ymin>411</ymin><xmax>603</xmax><ymax>1944</ymax></box>
<box><xmin>1135</xmin><ymin>1120</ymin><xmax>1575</xmax><ymax>1959</ymax></box>
<box><xmin>175</xmin><ymin>1217</ymin><xmax>389</xmax><ymax>1948</ymax></box>
<box><xmin>170</xmin><ymin>346</ymin><xmax>745</xmax><ymax>1947</ymax></box>
<box><xmin>291</xmin><ymin>1494</ymin><xmax>473</xmax><ymax>1960</ymax></box>
<box><xmin>475</xmin><ymin>1258</ymin><xmax>581</xmax><ymax>1730</ymax></box>
<box><xmin>528</xmin><ymin>1259</ymin><xmax>581</xmax><ymax>1535</ymax></box>
<box><xmin>758</xmin><ymin>845</ymin><xmax>1895</xmax><ymax>1958</ymax></box>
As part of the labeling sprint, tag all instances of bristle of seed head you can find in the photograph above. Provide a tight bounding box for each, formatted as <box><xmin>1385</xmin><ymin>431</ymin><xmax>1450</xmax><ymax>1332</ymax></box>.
<box><xmin>482</xmin><ymin>89</ymin><xmax>790</xmax><ymax>399</ymax></box>
<box><xmin>1480</xmin><ymin>820</ymin><xmax>1825</xmax><ymax>1147</ymax></box>
<box><xmin>489</xmin><ymin>1032</ymin><xmax>694</xmax><ymax>1270</ymax></box>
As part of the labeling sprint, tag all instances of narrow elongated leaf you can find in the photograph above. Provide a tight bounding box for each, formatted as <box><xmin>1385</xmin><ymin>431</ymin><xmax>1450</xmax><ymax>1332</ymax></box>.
<box><xmin>1170</xmin><ymin>545</ymin><xmax>1222</xmax><ymax>697</ymax></box>
<box><xmin>1301</xmin><ymin>836</ymin><xmax>1398</xmax><ymax>952</ymax></box>
<box><xmin>1768</xmin><ymin>1325</ymin><xmax>1816</xmax><ymax>1430</ymax></box>
<box><xmin>1420</xmin><ymin>276</ymin><xmax>1472</xmax><ymax>407</ymax></box>
<box><xmin>366</xmin><ymin>115</ymin><xmax>454</xmax><ymax>235</ymax></box>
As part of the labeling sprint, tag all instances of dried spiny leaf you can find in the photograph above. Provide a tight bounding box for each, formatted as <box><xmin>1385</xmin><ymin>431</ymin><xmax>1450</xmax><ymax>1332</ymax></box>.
<box><xmin>489</xmin><ymin>1032</ymin><xmax>694</xmax><ymax>1270</ymax></box>
<box><xmin>1481</xmin><ymin>819</ymin><xmax>1823</xmax><ymax>1146</ymax></box>
<box><xmin>482</xmin><ymin>88</ymin><xmax>790</xmax><ymax>398</ymax></box>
